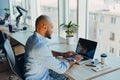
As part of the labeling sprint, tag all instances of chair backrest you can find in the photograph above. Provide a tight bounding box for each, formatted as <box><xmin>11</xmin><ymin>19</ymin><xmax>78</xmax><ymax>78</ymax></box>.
<box><xmin>0</xmin><ymin>31</ymin><xmax>7</xmax><ymax>45</ymax></box>
<box><xmin>0</xmin><ymin>31</ymin><xmax>8</xmax><ymax>63</ymax></box>
<box><xmin>3</xmin><ymin>39</ymin><xmax>24</xmax><ymax>80</ymax></box>
<box><xmin>4</xmin><ymin>39</ymin><xmax>16</xmax><ymax>66</ymax></box>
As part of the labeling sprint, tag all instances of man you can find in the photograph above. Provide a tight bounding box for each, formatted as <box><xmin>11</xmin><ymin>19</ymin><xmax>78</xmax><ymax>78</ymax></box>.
<box><xmin>24</xmin><ymin>15</ymin><xmax>83</xmax><ymax>80</ymax></box>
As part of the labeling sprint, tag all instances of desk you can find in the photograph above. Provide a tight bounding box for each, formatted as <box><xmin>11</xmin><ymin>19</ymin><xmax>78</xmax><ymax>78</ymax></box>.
<box><xmin>0</xmin><ymin>26</ymin><xmax>65</xmax><ymax>46</ymax></box>
<box><xmin>50</xmin><ymin>44</ymin><xmax>120</xmax><ymax>80</ymax></box>
<box><xmin>0</xmin><ymin>26</ymin><xmax>33</xmax><ymax>46</ymax></box>
<box><xmin>1</xmin><ymin>26</ymin><xmax>120</xmax><ymax>80</ymax></box>
<box><xmin>49</xmin><ymin>44</ymin><xmax>76</xmax><ymax>52</ymax></box>
<box><xmin>91</xmin><ymin>69</ymin><xmax>120</xmax><ymax>80</ymax></box>
<box><xmin>10</xmin><ymin>31</ymin><xmax>66</xmax><ymax>46</ymax></box>
<box><xmin>10</xmin><ymin>31</ymin><xmax>33</xmax><ymax>46</ymax></box>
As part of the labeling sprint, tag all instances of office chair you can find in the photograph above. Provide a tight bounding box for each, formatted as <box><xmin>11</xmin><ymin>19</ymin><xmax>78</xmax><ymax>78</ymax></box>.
<box><xmin>0</xmin><ymin>31</ymin><xmax>7</xmax><ymax>45</ymax></box>
<box><xmin>0</xmin><ymin>31</ymin><xmax>7</xmax><ymax>63</ymax></box>
<box><xmin>3</xmin><ymin>39</ymin><xmax>25</xmax><ymax>80</ymax></box>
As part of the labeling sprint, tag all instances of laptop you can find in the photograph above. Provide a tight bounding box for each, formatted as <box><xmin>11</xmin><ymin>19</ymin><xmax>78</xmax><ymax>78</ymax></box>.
<box><xmin>66</xmin><ymin>38</ymin><xmax>97</xmax><ymax>64</ymax></box>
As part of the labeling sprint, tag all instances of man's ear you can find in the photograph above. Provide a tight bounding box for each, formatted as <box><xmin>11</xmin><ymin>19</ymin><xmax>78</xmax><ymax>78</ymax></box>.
<box><xmin>42</xmin><ymin>24</ymin><xmax>47</xmax><ymax>30</ymax></box>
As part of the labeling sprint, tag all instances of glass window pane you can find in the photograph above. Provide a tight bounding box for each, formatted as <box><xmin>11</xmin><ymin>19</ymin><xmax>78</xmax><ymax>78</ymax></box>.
<box><xmin>40</xmin><ymin>0</ymin><xmax>58</xmax><ymax>35</ymax></box>
<box><xmin>10</xmin><ymin>0</ymin><xmax>30</xmax><ymax>26</ymax></box>
<box><xmin>60</xmin><ymin>0</ymin><xmax>77</xmax><ymax>41</ymax></box>
<box><xmin>69</xmin><ymin>0</ymin><xmax>77</xmax><ymax>23</ymax></box>
<box><xmin>88</xmin><ymin>0</ymin><xmax>120</xmax><ymax>56</ymax></box>
<box><xmin>69</xmin><ymin>0</ymin><xmax>77</xmax><ymax>41</ymax></box>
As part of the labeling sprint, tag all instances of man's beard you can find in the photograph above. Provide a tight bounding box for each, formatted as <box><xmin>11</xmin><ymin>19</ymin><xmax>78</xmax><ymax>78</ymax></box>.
<box><xmin>46</xmin><ymin>31</ymin><xmax>51</xmax><ymax>39</ymax></box>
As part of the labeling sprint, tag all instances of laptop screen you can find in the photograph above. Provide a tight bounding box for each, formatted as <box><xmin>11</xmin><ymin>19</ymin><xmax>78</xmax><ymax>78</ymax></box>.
<box><xmin>75</xmin><ymin>38</ymin><xmax>97</xmax><ymax>59</ymax></box>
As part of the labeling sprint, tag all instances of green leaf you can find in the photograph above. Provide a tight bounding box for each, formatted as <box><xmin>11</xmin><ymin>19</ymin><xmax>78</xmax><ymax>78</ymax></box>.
<box><xmin>60</xmin><ymin>23</ymin><xmax>65</xmax><ymax>27</ymax></box>
<box><xmin>60</xmin><ymin>21</ymin><xmax>80</xmax><ymax>36</ymax></box>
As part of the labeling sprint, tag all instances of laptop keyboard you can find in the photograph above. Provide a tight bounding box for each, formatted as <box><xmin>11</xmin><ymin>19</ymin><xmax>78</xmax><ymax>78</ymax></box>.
<box><xmin>65</xmin><ymin>55</ymin><xmax>91</xmax><ymax>65</ymax></box>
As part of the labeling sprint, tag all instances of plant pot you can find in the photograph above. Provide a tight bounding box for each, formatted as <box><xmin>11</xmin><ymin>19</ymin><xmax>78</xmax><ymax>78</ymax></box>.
<box><xmin>66</xmin><ymin>36</ymin><xmax>74</xmax><ymax>45</ymax></box>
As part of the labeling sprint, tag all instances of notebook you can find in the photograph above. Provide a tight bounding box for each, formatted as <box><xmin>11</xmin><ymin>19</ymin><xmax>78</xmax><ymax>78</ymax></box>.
<box><xmin>66</xmin><ymin>38</ymin><xmax>97</xmax><ymax>64</ymax></box>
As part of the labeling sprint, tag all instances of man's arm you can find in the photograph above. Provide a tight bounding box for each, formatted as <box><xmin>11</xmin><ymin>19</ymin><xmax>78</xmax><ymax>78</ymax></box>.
<box><xmin>52</xmin><ymin>50</ymin><xmax>83</xmax><ymax>68</ymax></box>
<box><xmin>52</xmin><ymin>51</ymin><xmax>76</xmax><ymax>67</ymax></box>
<box><xmin>52</xmin><ymin>51</ymin><xmax>64</xmax><ymax>57</ymax></box>
<box><xmin>52</xmin><ymin>50</ymin><xmax>76</xmax><ymax>57</ymax></box>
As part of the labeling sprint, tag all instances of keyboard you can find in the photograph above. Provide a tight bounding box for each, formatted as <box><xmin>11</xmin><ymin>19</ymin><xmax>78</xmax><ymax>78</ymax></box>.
<box><xmin>66</xmin><ymin>57</ymin><xmax>91</xmax><ymax>65</ymax></box>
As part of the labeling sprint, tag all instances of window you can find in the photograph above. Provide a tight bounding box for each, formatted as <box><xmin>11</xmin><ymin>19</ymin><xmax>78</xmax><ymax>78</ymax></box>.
<box><xmin>98</xmin><ymin>29</ymin><xmax>103</xmax><ymax>37</ymax></box>
<box><xmin>69</xmin><ymin>0</ymin><xmax>77</xmax><ymax>41</ymax></box>
<box><xmin>100</xmin><ymin>16</ymin><xmax>104</xmax><ymax>23</ymax></box>
<box><xmin>110</xmin><ymin>32</ymin><xmax>115</xmax><ymax>41</ymax></box>
<box><xmin>119</xmin><ymin>38</ymin><xmax>120</xmax><ymax>43</ymax></box>
<box><xmin>69</xmin><ymin>0</ymin><xmax>77</xmax><ymax>23</ymax></box>
<box><xmin>87</xmin><ymin>0</ymin><xmax>120</xmax><ymax>56</ymax></box>
<box><xmin>109</xmin><ymin>47</ymin><xmax>114</xmax><ymax>54</ymax></box>
<box><xmin>119</xmin><ymin>50</ymin><xmax>120</xmax><ymax>56</ymax></box>
<box><xmin>111</xmin><ymin>17</ymin><xmax>116</xmax><ymax>24</ymax></box>
<box><xmin>59</xmin><ymin>0</ymin><xmax>77</xmax><ymax>40</ymax></box>
<box><xmin>9</xmin><ymin>0</ymin><xmax>26</xmax><ymax>25</ymax></box>
<box><xmin>88</xmin><ymin>0</ymin><xmax>107</xmax><ymax>41</ymax></box>
<box><xmin>11</xmin><ymin>0</ymin><xmax>120</xmax><ymax>57</ymax></box>
<box><xmin>93</xmin><ymin>15</ymin><xmax>97</xmax><ymax>21</ymax></box>
<box><xmin>39</xmin><ymin>0</ymin><xmax>58</xmax><ymax>35</ymax></box>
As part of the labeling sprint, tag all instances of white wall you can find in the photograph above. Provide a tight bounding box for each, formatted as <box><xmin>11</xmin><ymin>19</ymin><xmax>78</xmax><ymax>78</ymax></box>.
<box><xmin>0</xmin><ymin>0</ymin><xmax>9</xmax><ymax>17</ymax></box>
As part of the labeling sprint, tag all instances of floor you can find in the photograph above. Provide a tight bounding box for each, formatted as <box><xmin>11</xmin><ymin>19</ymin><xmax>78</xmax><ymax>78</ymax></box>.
<box><xmin>0</xmin><ymin>44</ymin><xmax>24</xmax><ymax>80</ymax></box>
<box><xmin>0</xmin><ymin>58</ymin><xmax>18</xmax><ymax>80</ymax></box>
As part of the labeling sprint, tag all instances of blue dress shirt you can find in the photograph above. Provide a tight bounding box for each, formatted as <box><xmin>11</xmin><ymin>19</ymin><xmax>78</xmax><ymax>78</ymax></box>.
<box><xmin>24</xmin><ymin>32</ymin><xmax>70</xmax><ymax>80</ymax></box>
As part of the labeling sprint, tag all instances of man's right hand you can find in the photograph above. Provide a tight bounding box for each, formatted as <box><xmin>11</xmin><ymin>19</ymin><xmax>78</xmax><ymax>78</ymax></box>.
<box><xmin>68</xmin><ymin>55</ymin><xmax>84</xmax><ymax>68</ymax></box>
<box><xmin>74</xmin><ymin>55</ymin><xmax>84</xmax><ymax>63</ymax></box>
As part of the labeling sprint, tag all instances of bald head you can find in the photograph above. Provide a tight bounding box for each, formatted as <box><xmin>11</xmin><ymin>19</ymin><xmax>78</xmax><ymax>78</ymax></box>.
<box><xmin>35</xmin><ymin>15</ymin><xmax>53</xmax><ymax>39</ymax></box>
<box><xmin>35</xmin><ymin>15</ymin><xmax>51</xmax><ymax>29</ymax></box>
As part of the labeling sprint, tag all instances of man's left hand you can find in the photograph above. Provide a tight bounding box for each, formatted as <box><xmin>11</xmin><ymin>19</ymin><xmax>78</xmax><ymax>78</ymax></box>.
<box><xmin>63</xmin><ymin>51</ymin><xmax>76</xmax><ymax>58</ymax></box>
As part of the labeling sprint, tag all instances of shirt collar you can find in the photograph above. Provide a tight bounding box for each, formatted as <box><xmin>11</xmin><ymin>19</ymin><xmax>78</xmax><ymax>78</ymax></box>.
<box><xmin>34</xmin><ymin>32</ymin><xmax>48</xmax><ymax>44</ymax></box>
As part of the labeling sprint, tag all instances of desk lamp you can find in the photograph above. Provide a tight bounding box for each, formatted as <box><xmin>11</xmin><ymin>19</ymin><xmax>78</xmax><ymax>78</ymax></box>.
<box><xmin>16</xmin><ymin>6</ymin><xmax>27</xmax><ymax>27</ymax></box>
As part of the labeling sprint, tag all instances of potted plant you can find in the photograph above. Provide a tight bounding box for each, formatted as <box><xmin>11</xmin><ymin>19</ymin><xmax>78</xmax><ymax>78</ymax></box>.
<box><xmin>0</xmin><ymin>8</ymin><xmax>10</xmax><ymax>25</ymax></box>
<box><xmin>60</xmin><ymin>21</ymin><xmax>79</xmax><ymax>44</ymax></box>
<box><xmin>4</xmin><ymin>8</ymin><xmax>10</xmax><ymax>14</ymax></box>
<box><xmin>4</xmin><ymin>8</ymin><xmax>10</xmax><ymax>20</ymax></box>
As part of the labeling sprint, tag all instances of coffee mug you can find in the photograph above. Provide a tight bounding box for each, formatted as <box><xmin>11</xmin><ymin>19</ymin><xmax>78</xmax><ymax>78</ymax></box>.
<box><xmin>100</xmin><ymin>53</ymin><xmax>107</xmax><ymax>65</ymax></box>
<box><xmin>8</xmin><ymin>24</ymin><xmax>13</xmax><ymax>32</ymax></box>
